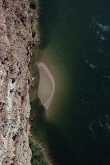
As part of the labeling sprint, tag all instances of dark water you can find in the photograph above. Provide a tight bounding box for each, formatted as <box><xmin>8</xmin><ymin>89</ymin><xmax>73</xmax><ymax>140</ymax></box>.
<box><xmin>33</xmin><ymin>0</ymin><xmax>110</xmax><ymax>164</ymax></box>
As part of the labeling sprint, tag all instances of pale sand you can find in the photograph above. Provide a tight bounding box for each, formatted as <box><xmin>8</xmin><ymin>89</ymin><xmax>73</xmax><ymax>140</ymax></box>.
<box><xmin>37</xmin><ymin>62</ymin><xmax>55</xmax><ymax>110</ymax></box>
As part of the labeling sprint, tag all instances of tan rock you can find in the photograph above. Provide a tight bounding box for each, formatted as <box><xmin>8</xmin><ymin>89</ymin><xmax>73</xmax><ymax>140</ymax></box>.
<box><xmin>0</xmin><ymin>0</ymin><xmax>39</xmax><ymax>164</ymax></box>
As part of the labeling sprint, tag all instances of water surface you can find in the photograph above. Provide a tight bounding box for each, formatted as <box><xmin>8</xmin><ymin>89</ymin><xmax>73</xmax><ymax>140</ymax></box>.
<box><xmin>34</xmin><ymin>0</ymin><xmax>110</xmax><ymax>164</ymax></box>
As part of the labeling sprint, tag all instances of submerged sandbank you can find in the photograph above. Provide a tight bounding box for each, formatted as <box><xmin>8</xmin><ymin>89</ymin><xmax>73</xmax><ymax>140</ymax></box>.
<box><xmin>37</xmin><ymin>62</ymin><xmax>55</xmax><ymax>110</ymax></box>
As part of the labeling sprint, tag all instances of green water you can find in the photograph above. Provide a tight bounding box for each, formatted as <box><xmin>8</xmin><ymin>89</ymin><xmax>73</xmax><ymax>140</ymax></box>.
<box><xmin>39</xmin><ymin>0</ymin><xmax>88</xmax><ymax>125</ymax></box>
<box><xmin>32</xmin><ymin>0</ymin><xmax>110</xmax><ymax>164</ymax></box>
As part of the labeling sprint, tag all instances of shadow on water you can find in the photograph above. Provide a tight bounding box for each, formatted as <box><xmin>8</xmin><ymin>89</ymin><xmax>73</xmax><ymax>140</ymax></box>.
<box><xmin>31</xmin><ymin>99</ymin><xmax>77</xmax><ymax>165</ymax></box>
<box><xmin>39</xmin><ymin>0</ymin><xmax>59</xmax><ymax>49</ymax></box>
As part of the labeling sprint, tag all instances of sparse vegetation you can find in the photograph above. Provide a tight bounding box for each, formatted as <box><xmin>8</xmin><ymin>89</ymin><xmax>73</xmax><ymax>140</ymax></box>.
<box><xmin>29</xmin><ymin>99</ymin><xmax>51</xmax><ymax>164</ymax></box>
<box><xmin>30</xmin><ymin>137</ymin><xmax>51</xmax><ymax>165</ymax></box>
<box><xmin>30</xmin><ymin>0</ymin><xmax>37</xmax><ymax>10</ymax></box>
<box><xmin>29</xmin><ymin>1</ymin><xmax>51</xmax><ymax>164</ymax></box>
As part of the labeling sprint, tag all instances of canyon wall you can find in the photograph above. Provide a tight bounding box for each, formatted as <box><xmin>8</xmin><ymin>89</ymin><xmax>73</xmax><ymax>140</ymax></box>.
<box><xmin>0</xmin><ymin>0</ymin><xmax>38</xmax><ymax>164</ymax></box>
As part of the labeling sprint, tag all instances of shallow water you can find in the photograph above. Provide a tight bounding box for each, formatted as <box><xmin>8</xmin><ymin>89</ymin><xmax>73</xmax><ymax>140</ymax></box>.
<box><xmin>38</xmin><ymin>62</ymin><xmax>55</xmax><ymax>110</ymax></box>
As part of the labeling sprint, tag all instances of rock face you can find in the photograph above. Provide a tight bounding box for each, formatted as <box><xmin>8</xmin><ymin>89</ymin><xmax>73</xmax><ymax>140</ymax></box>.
<box><xmin>0</xmin><ymin>0</ymin><xmax>36</xmax><ymax>164</ymax></box>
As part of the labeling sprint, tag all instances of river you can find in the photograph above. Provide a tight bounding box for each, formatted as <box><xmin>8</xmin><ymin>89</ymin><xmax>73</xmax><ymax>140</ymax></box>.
<box><xmin>33</xmin><ymin>0</ymin><xmax>110</xmax><ymax>164</ymax></box>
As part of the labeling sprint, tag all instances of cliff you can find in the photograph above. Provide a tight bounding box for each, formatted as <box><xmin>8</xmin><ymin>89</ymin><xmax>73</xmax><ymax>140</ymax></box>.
<box><xmin>0</xmin><ymin>0</ymin><xmax>38</xmax><ymax>164</ymax></box>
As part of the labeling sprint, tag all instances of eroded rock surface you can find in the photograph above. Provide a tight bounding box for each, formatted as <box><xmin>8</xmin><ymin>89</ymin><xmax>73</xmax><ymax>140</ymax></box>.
<box><xmin>0</xmin><ymin>0</ymin><xmax>37</xmax><ymax>164</ymax></box>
